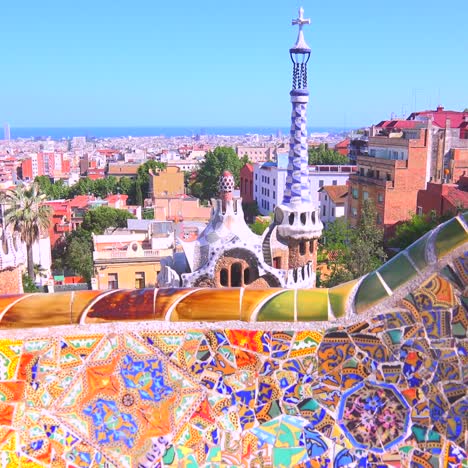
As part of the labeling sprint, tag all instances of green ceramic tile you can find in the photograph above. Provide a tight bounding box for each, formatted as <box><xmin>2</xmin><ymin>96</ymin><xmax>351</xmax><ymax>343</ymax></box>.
<box><xmin>163</xmin><ymin>446</ymin><xmax>175</xmax><ymax>464</ymax></box>
<box><xmin>406</xmin><ymin>233</ymin><xmax>429</xmax><ymax>270</ymax></box>
<box><xmin>440</xmin><ymin>265</ymin><xmax>464</xmax><ymax>290</ymax></box>
<box><xmin>386</xmin><ymin>329</ymin><xmax>402</xmax><ymax>345</ymax></box>
<box><xmin>328</xmin><ymin>279</ymin><xmax>359</xmax><ymax>318</ymax></box>
<box><xmin>256</xmin><ymin>291</ymin><xmax>295</xmax><ymax>321</ymax></box>
<box><xmin>461</xmin><ymin>211</ymin><xmax>468</xmax><ymax>226</ymax></box>
<box><xmin>297</xmin><ymin>289</ymin><xmax>329</xmax><ymax>321</ymax></box>
<box><xmin>378</xmin><ymin>253</ymin><xmax>418</xmax><ymax>291</ymax></box>
<box><xmin>273</xmin><ymin>448</ymin><xmax>307</xmax><ymax>467</ymax></box>
<box><xmin>435</xmin><ymin>217</ymin><xmax>468</xmax><ymax>259</ymax></box>
<box><xmin>355</xmin><ymin>272</ymin><xmax>390</xmax><ymax>314</ymax></box>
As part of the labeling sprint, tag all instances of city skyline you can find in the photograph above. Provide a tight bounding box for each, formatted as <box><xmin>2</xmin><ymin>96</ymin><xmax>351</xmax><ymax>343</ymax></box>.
<box><xmin>1</xmin><ymin>0</ymin><xmax>467</xmax><ymax>128</ymax></box>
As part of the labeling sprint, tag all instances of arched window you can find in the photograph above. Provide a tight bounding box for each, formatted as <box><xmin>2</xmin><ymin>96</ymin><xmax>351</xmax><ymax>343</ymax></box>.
<box><xmin>220</xmin><ymin>268</ymin><xmax>229</xmax><ymax>287</ymax></box>
<box><xmin>299</xmin><ymin>241</ymin><xmax>306</xmax><ymax>255</ymax></box>
<box><xmin>289</xmin><ymin>213</ymin><xmax>295</xmax><ymax>225</ymax></box>
<box><xmin>309</xmin><ymin>240</ymin><xmax>314</xmax><ymax>253</ymax></box>
<box><xmin>231</xmin><ymin>263</ymin><xmax>242</xmax><ymax>287</ymax></box>
<box><xmin>243</xmin><ymin>267</ymin><xmax>251</xmax><ymax>285</ymax></box>
<box><xmin>300</xmin><ymin>212</ymin><xmax>306</xmax><ymax>225</ymax></box>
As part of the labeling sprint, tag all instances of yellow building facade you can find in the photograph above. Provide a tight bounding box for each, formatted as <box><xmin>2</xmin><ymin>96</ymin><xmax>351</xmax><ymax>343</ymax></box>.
<box><xmin>92</xmin><ymin>221</ymin><xmax>175</xmax><ymax>290</ymax></box>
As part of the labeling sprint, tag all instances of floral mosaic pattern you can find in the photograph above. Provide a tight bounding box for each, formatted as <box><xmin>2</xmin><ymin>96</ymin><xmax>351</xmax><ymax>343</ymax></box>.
<box><xmin>338</xmin><ymin>381</ymin><xmax>410</xmax><ymax>452</ymax></box>
<box><xmin>0</xmin><ymin>217</ymin><xmax>467</xmax><ymax>466</ymax></box>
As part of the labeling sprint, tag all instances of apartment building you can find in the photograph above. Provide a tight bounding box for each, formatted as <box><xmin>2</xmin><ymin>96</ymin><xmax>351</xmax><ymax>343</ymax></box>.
<box><xmin>348</xmin><ymin>108</ymin><xmax>468</xmax><ymax>237</ymax></box>
<box><xmin>253</xmin><ymin>154</ymin><xmax>356</xmax><ymax>216</ymax></box>
<box><xmin>92</xmin><ymin>220</ymin><xmax>175</xmax><ymax>290</ymax></box>
<box><xmin>348</xmin><ymin>124</ymin><xmax>429</xmax><ymax>237</ymax></box>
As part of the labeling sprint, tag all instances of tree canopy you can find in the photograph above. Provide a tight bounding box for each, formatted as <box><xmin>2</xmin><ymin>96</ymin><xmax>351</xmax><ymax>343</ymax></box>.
<box><xmin>81</xmin><ymin>206</ymin><xmax>135</xmax><ymax>234</ymax></box>
<box><xmin>308</xmin><ymin>144</ymin><xmax>349</xmax><ymax>165</ymax></box>
<box><xmin>0</xmin><ymin>183</ymin><xmax>52</xmax><ymax>279</ymax></box>
<box><xmin>249</xmin><ymin>216</ymin><xmax>271</xmax><ymax>235</ymax></box>
<box><xmin>191</xmin><ymin>146</ymin><xmax>249</xmax><ymax>201</ymax></box>
<box><xmin>388</xmin><ymin>211</ymin><xmax>452</xmax><ymax>250</ymax></box>
<box><xmin>319</xmin><ymin>200</ymin><xmax>386</xmax><ymax>287</ymax></box>
<box><xmin>34</xmin><ymin>160</ymin><xmax>167</xmax><ymax>206</ymax></box>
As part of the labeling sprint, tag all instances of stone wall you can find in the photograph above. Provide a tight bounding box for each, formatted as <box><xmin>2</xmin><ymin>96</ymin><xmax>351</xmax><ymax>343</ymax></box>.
<box><xmin>0</xmin><ymin>267</ymin><xmax>22</xmax><ymax>295</ymax></box>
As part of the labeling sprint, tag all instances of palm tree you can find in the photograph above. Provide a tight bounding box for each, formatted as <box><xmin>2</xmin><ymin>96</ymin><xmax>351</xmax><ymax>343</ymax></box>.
<box><xmin>0</xmin><ymin>183</ymin><xmax>52</xmax><ymax>279</ymax></box>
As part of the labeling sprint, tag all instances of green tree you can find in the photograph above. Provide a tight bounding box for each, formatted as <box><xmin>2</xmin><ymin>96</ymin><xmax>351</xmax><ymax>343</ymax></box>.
<box><xmin>320</xmin><ymin>200</ymin><xmax>386</xmax><ymax>287</ymax></box>
<box><xmin>22</xmin><ymin>273</ymin><xmax>40</xmax><ymax>292</ymax></box>
<box><xmin>92</xmin><ymin>176</ymin><xmax>118</xmax><ymax>198</ymax></box>
<box><xmin>69</xmin><ymin>177</ymin><xmax>95</xmax><ymax>197</ymax></box>
<box><xmin>194</xmin><ymin>147</ymin><xmax>248</xmax><ymax>201</ymax></box>
<box><xmin>348</xmin><ymin>199</ymin><xmax>386</xmax><ymax>278</ymax></box>
<box><xmin>308</xmin><ymin>143</ymin><xmax>349</xmax><ymax>165</ymax></box>
<box><xmin>135</xmin><ymin>181</ymin><xmax>143</xmax><ymax>207</ymax></box>
<box><xmin>250</xmin><ymin>217</ymin><xmax>271</xmax><ymax>235</ymax></box>
<box><xmin>143</xmin><ymin>208</ymin><xmax>155</xmax><ymax>220</ymax></box>
<box><xmin>116</xmin><ymin>176</ymin><xmax>134</xmax><ymax>196</ymax></box>
<box><xmin>81</xmin><ymin>206</ymin><xmax>135</xmax><ymax>234</ymax></box>
<box><xmin>319</xmin><ymin>218</ymin><xmax>354</xmax><ymax>287</ymax></box>
<box><xmin>63</xmin><ymin>230</ymin><xmax>94</xmax><ymax>282</ymax></box>
<box><xmin>0</xmin><ymin>183</ymin><xmax>52</xmax><ymax>279</ymax></box>
<box><xmin>388</xmin><ymin>211</ymin><xmax>452</xmax><ymax>250</ymax></box>
<box><xmin>35</xmin><ymin>176</ymin><xmax>70</xmax><ymax>200</ymax></box>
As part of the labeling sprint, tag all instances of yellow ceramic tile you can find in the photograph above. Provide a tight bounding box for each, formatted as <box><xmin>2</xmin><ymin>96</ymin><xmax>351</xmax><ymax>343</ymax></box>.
<box><xmin>240</xmin><ymin>289</ymin><xmax>285</xmax><ymax>321</ymax></box>
<box><xmin>0</xmin><ymin>293</ymin><xmax>73</xmax><ymax>328</ymax></box>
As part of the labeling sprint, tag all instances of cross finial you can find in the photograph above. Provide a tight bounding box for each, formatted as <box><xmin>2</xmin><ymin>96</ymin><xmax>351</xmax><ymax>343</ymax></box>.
<box><xmin>292</xmin><ymin>7</ymin><xmax>310</xmax><ymax>31</ymax></box>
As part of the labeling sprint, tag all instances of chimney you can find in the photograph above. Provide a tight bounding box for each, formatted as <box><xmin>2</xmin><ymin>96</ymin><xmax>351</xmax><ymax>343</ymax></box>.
<box><xmin>436</xmin><ymin>105</ymin><xmax>444</xmax><ymax>112</ymax></box>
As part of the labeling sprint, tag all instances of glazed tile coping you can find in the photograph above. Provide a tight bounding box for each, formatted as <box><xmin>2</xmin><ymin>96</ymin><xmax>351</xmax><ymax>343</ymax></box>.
<box><xmin>0</xmin><ymin>213</ymin><xmax>466</xmax><ymax>330</ymax></box>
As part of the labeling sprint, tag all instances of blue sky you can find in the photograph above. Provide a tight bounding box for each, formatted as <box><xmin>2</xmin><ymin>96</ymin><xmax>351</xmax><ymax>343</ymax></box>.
<box><xmin>1</xmin><ymin>0</ymin><xmax>467</xmax><ymax>128</ymax></box>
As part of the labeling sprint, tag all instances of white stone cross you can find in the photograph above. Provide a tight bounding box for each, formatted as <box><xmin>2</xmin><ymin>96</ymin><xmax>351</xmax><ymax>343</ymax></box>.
<box><xmin>292</xmin><ymin>7</ymin><xmax>310</xmax><ymax>31</ymax></box>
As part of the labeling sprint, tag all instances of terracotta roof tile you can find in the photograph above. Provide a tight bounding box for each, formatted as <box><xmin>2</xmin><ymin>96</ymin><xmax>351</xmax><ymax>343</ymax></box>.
<box><xmin>319</xmin><ymin>185</ymin><xmax>348</xmax><ymax>204</ymax></box>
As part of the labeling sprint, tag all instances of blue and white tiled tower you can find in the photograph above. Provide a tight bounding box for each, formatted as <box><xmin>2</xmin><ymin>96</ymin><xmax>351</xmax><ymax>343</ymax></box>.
<box><xmin>273</xmin><ymin>7</ymin><xmax>323</xmax><ymax>286</ymax></box>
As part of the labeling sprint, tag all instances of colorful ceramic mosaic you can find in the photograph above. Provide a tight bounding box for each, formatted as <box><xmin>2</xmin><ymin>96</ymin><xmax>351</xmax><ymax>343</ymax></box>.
<box><xmin>0</xmin><ymin>215</ymin><xmax>467</xmax><ymax>466</ymax></box>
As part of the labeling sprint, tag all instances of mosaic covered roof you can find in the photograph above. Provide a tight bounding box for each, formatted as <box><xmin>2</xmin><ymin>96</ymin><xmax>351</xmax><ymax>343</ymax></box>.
<box><xmin>0</xmin><ymin>214</ymin><xmax>467</xmax><ymax>466</ymax></box>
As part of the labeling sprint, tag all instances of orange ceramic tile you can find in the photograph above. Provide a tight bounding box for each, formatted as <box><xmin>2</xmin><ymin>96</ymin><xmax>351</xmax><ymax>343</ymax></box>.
<box><xmin>0</xmin><ymin>293</ymin><xmax>73</xmax><ymax>328</ymax></box>
<box><xmin>170</xmin><ymin>288</ymin><xmax>241</xmax><ymax>321</ymax></box>
<box><xmin>0</xmin><ymin>404</ymin><xmax>14</xmax><ymax>426</ymax></box>
<box><xmin>0</xmin><ymin>381</ymin><xmax>25</xmax><ymax>402</ymax></box>
<box><xmin>83</xmin><ymin>289</ymin><xmax>156</xmax><ymax>323</ymax></box>
<box><xmin>240</xmin><ymin>289</ymin><xmax>285</xmax><ymax>321</ymax></box>
<box><xmin>0</xmin><ymin>294</ymin><xmax>30</xmax><ymax>321</ymax></box>
<box><xmin>70</xmin><ymin>290</ymin><xmax>107</xmax><ymax>323</ymax></box>
<box><xmin>154</xmin><ymin>288</ymin><xmax>196</xmax><ymax>320</ymax></box>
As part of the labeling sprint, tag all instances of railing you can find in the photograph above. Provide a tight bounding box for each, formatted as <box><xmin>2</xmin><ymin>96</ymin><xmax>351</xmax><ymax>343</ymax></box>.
<box><xmin>93</xmin><ymin>248</ymin><xmax>173</xmax><ymax>260</ymax></box>
<box><xmin>309</xmin><ymin>165</ymin><xmax>357</xmax><ymax>173</ymax></box>
<box><xmin>349</xmin><ymin>174</ymin><xmax>395</xmax><ymax>189</ymax></box>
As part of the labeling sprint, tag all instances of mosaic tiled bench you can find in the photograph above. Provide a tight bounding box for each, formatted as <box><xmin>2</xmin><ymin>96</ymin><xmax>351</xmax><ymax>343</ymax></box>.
<box><xmin>0</xmin><ymin>214</ymin><xmax>467</xmax><ymax>467</ymax></box>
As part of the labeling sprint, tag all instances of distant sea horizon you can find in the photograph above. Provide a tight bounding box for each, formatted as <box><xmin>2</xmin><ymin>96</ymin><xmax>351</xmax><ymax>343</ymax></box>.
<box><xmin>5</xmin><ymin>126</ymin><xmax>352</xmax><ymax>140</ymax></box>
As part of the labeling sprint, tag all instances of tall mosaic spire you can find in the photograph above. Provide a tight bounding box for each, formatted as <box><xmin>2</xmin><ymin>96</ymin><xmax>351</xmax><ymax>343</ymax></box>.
<box><xmin>270</xmin><ymin>7</ymin><xmax>322</xmax><ymax>288</ymax></box>
<box><xmin>283</xmin><ymin>7</ymin><xmax>311</xmax><ymax>205</ymax></box>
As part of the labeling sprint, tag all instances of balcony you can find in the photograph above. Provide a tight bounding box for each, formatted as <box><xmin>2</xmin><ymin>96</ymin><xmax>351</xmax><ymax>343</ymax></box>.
<box><xmin>349</xmin><ymin>174</ymin><xmax>394</xmax><ymax>189</ymax></box>
<box><xmin>93</xmin><ymin>248</ymin><xmax>174</xmax><ymax>262</ymax></box>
